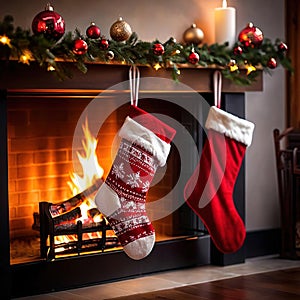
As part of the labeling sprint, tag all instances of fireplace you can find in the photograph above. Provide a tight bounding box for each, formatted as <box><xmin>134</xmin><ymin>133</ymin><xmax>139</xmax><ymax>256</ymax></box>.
<box><xmin>0</xmin><ymin>62</ymin><xmax>262</xmax><ymax>299</ymax></box>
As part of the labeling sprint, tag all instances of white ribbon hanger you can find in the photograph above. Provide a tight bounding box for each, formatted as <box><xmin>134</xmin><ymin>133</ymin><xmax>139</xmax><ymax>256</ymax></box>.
<box><xmin>129</xmin><ymin>65</ymin><xmax>140</xmax><ymax>107</ymax></box>
<box><xmin>213</xmin><ymin>70</ymin><xmax>222</xmax><ymax>108</ymax></box>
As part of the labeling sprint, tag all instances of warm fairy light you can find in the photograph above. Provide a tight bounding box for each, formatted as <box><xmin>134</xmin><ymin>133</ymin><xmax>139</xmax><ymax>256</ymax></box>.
<box><xmin>18</xmin><ymin>50</ymin><xmax>33</xmax><ymax>65</ymax></box>
<box><xmin>172</xmin><ymin>50</ymin><xmax>180</xmax><ymax>56</ymax></box>
<box><xmin>153</xmin><ymin>63</ymin><xmax>161</xmax><ymax>71</ymax></box>
<box><xmin>47</xmin><ymin>65</ymin><xmax>55</xmax><ymax>71</ymax></box>
<box><xmin>246</xmin><ymin>64</ymin><xmax>256</xmax><ymax>75</ymax></box>
<box><xmin>0</xmin><ymin>35</ymin><xmax>11</xmax><ymax>46</ymax></box>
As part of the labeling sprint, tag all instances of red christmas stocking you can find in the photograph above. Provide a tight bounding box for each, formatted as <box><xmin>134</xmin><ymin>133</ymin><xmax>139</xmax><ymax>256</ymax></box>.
<box><xmin>95</xmin><ymin>105</ymin><xmax>176</xmax><ymax>260</ymax></box>
<box><xmin>184</xmin><ymin>106</ymin><xmax>255</xmax><ymax>253</ymax></box>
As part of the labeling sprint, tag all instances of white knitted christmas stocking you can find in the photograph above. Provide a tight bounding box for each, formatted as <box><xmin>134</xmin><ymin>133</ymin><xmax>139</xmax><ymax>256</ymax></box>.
<box><xmin>95</xmin><ymin>105</ymin><xmax>176</xmax><ymax>260</ymax></box>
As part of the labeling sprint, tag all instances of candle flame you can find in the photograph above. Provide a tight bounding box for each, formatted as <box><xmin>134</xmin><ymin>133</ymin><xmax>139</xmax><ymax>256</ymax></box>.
<box><xmin>222</xmin><ymin>0</ymin><xmax>227</xmax><ymax>8</ymax></box>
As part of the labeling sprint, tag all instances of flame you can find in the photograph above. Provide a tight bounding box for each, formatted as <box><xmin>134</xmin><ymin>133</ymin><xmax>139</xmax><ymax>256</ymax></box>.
<box><xmin>67</xmin><ymin>118</ymin><xmax>104</xmax><ymax>223</ymax></box>
<box><xmin>54</xmin><ymin>119</ymin><xmax>108</xmax><ymax>249</ymax></box>
<box><xmin>222</xmin><ymin>0</ymin><xmax>227</xmax><ymax>8</ymax></box>
<box><xmin>68</xmin><ymin>118</ymin><xmax>104</xmax><ymax>194</ymax></box>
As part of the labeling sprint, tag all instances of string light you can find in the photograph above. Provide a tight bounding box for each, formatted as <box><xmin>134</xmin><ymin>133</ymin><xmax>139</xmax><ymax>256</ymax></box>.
<box><xmin>0</xmin><ymin>35</ymin><xmax>11</xmax><ymax>47</ymax></box>
<box><xmin>153</xmin><ymin>63</ymin><xmax>161</xmax><ymax>71</ymax></box>
<box><xmin>18</xmin><ymin>50</ymin><xmax>33</xmax><ymax>65</ymax></box>
<box><xmin>47</xmin><ymin>65</ymin><xmax>55</xmax><ymax>71</ymax></box>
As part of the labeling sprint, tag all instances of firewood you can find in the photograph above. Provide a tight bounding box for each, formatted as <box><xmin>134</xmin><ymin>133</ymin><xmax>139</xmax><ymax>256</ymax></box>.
<box><xmin>49</xmin><ymin>178</ymin><xmax>103</xmax><ymax>218</ymax></box>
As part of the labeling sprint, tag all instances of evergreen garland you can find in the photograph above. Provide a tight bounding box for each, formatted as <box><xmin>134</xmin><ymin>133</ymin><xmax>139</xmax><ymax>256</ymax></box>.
<box><xmin>0</xmin><ymin>15</ymin><xmax>293</xmax><ymax>85</ymax></box>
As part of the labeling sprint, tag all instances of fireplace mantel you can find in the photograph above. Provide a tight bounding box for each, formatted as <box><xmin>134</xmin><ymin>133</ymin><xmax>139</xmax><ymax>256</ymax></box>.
<box><xmin>0</xmin><ymin>61</ymin><xmax>262</xmax><ymax>92</ymax></box>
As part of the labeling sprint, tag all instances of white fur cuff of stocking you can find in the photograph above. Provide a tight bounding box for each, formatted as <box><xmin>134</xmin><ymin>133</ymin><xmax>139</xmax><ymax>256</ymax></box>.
<box><xmin>119</xmin><ymin>116</ymin><xmax>171</xmax><ymax>167</ymax></box>
<box><xmin>205</xmin><ymin>106</ymin><xmax>255</xmax><ymax>147</ymax></box>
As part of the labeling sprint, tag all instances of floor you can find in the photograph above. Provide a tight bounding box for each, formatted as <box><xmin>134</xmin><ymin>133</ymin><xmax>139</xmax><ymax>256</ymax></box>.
<box><xmin>16</xmin><ymin>255</ymin><xmax>300</xmax><ymax>300</ymax></box>
<box><xmin>111</xmin><ymin>266</ymin><xmax>300</xmax><ymax>299</ymax></box>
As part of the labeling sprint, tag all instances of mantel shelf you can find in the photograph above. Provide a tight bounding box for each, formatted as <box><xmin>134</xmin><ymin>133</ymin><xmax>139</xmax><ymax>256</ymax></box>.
<box><xmin>0</xmin><ymin>61</ymin><xmax>263</xmax><ymax>93</ymax></box>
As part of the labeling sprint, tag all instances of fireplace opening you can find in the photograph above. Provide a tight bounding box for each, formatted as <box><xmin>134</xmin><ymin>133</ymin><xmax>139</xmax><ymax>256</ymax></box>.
<box><xmin>8</xmin><ymin>92</ymin><xmax>207</xmax><ymax>265</ymax></box>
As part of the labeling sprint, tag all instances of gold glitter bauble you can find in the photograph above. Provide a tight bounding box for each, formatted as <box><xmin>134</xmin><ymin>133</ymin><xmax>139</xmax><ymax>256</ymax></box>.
<box><xmin>110</xmin><ymin>17</ymin><xmax>132</xmax><ymax>42</ymax></box>
<box><xmin>183</xmin><ymin>24</ymin><xmax>204</xmax><ymax>45</ymax></box>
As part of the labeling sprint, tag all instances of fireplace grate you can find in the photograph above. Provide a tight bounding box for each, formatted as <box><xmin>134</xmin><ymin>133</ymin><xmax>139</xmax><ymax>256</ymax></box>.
<box><xmin>39</xmin><ymin>201</ymin><xmax>120</xmax><ymax>260</ymax></box>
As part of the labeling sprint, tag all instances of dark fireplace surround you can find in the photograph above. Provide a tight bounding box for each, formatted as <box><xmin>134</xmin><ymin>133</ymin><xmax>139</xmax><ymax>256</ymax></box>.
<box><xmin>0</xmin><ymin>62</ymin><xmax>262</xmax><ymax>299</ymax></box>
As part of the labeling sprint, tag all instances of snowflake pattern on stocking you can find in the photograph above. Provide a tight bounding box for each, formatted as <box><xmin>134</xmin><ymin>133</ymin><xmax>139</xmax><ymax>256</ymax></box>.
<box><xmin>142</xmin><ymin>181</ymin><xmax>150</xmax><ymax>193</ymax></box>
<box><xmin>112</xmin><ymin>162</ymin><xmax>125</xmax><ymax>179</ymax></box>
<box><xmin>126</xmin><ymin>171</ymin><xmax>142</xmax><ymax>188</ymax></box>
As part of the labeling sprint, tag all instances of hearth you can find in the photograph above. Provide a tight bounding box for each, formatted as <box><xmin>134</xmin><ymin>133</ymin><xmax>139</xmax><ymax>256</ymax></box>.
<box><xmin>0</xmin><ymin>62</ymin><xmax>260</xmax><ymax>299</ymax></box>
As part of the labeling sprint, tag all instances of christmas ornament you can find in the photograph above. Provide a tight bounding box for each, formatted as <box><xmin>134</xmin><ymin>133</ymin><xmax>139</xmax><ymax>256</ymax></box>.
<box><xmin>246</xmin><ymin>64</ymin><xmax>256</xmax><ymax>75</ymax></box>
<box><xmin>95</xmin><ymin>105</ymin><xmax>176</xmax><ymax>260</ymax></box>
<box><xmin>184</xmin><ymin>106</ymin><xmax>254</xmax><ymax>253</ymax></box>
<box><xmin>183</xmin><ymin>23</ymin><xmax>204</xmax><ymax>45</ymax></box>
<box><xmin>106</xmin><ymin>50</ymin><xmax>114</xmax><ymax>60</ymax></box>
<box><xmin>267</xmin><ymin>57</ymin><xmax>277</xmax><ymax>69</ymax></box>
<box><xmin>233</xmin><ymin>45</ymin><xmax>243</xmax><ymax>56</ymax></box>
<box><xmin>238</xmin><ymin>22</ymin><xmax>264</xmax><ymax>48</ymax></box>
<box><xmin>228</xmin><ymin>59</ymin><xmax>238</xmax><ymax>72</ymax></box>
<box><xmin>153</xmin><ymin>43</ymin><xmax>164</xmax><ymax>56</ymax></box>
<box><xmin>72</xmin><ymin>39</ymin><xmax>88</xmax><ymax>55</ymax></box>
<box><xmin>110</xmin><ymin>17</ymin><xmax>132</xmax><ymax>42</ymax></box>
<box><xmin>32</xmin><ymin>3</ymin><xmax>65</xmax><ymax>41</ymax></box>
<box><xmin>99</xmin><ymin>38</ymin><xmax>109</xmax><ymax>50</ymax></box>
<box><xmin>278</xmin><ymin>42</ymin><xmax>288</xmax><ymax>53</ymax></box>
<box><xmin>188</xmin><ymin>51</ymin><xmax>199</xmax><ymax>64</ymax></box>
<box><xmin>86</xmin><ymin>22</ymin><xmax>101</xmax><ymax>39</ymax></box>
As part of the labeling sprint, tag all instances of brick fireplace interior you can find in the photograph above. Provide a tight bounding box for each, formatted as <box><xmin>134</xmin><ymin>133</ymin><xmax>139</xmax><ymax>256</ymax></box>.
<box><xmin>8</xmin><ymin>94</ymin><xmax>206</xmax><ymax>264</ymax></box>
<box><xmin>0</xmin><ymin>62</ymin><xmax>256</xmax><ymax>298</ymax></box>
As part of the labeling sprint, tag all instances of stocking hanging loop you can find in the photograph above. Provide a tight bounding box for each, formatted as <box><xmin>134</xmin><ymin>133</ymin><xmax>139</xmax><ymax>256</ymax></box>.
<box><xmin>129</xmin><ymin>65</ymin><xmax>140</xmax><ymax>107</ymax></box>
<box><xmin>213</xmin><ymin>70</ymin><xmax>222</xmax><ymax>108</ymax></box>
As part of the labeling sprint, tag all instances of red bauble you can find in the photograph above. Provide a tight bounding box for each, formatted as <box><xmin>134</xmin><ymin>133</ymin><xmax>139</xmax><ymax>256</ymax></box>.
<box><xmin>99</xmin><ymin>38</ymin><xmax>109</xmax><ymax>50</ymax></box>
<box><xmin>153</xmin><ymin>43</ymin><xmax>165</xmax><ymax>56</ymax></box>
<box><xmin>188</xmin><ymin>51</ymin><xmax>199</xmax><ymax>64</ymax></box>
<box><xmin>278</xmin><ymin>42</ymin><xmax>288</xmax><ymax>53</ymax></box>
<box><xmin>32</xmin><ymin>3</ymin><xmax>65</xmax><ymax>41</ymax></box>
<box><xmin>233</xmin><ymin>46</ymin><xmax>243</xmax><ymax>56</ymax></box>
<box><xmin>73</xmin><ymin>39</ymin><xmax>88</xmax><ymax>55</ymax></box>
<box><xmin>267</xmin><ymin>57</ymin><xmax>277</xmax><ymax>69</ymax></box>
<box><xmin>238</xmin><ymin>23</ymin><xmax>264</xmax><ymax>48</ymax></box>
<box><xmin>86</xmin><ymin>22</ymin><xmax>101</xmax><ymax>39</ymax></box>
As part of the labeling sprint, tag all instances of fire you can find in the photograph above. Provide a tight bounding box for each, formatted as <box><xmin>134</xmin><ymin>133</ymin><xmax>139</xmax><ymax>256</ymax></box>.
<box><xmin>67</xmin><ymin>119</ymin><xmax>104</xmax><ymax>222</ymax></box>
<box><xmin>68</xmin><ymin>118</ymin><xmax>104</xmax><ymax>195</ymax></box>
<box><xmin>67</xmin><ymin>118</ymin><xmax>104</xmax><ymax>222</ymax></box>
<box><xmin>53</xmin><ymin>119</ymin><xmax>112</xmax><ymax>249</ymax></box>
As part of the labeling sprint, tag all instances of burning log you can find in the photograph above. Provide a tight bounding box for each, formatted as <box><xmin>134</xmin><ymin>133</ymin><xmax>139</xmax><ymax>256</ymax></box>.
<box><xmin>53</xmin><ymin>207</ymin><xmax>82</xmax><ymax>226</ymax></box>
<box><xmin>49</xmin><ymin>178</ymin><xmax>103</xmax><ymax>218</ymax></box>
<box><xmin>38</xmin><ymin>177</ymin><xmax>122</xmax><ymax>259</ymax></box>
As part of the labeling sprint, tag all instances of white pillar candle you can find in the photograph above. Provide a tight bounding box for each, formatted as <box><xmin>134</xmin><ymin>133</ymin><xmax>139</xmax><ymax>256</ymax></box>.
<box><xmin>214</xmin><ymin>0</ymin><xmax>236</xmax><ymax>48</ymax></box>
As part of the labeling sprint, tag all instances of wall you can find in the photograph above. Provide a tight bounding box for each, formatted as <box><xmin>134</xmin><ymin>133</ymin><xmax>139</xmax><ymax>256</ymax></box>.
<box><xmin>0</xmin><ymin>0</ymin><xmax>285</xmax><ymax>231</ymax></box>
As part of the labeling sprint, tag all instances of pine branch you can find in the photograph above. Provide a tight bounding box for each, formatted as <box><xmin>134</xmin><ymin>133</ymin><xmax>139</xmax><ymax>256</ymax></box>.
<box><xmin>0</xmin><ymin>15</ymin><xmax>293</xmax><ymax>86</ymax></box>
